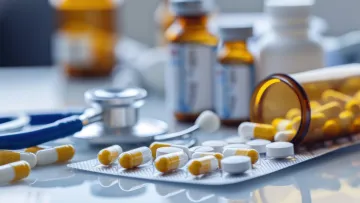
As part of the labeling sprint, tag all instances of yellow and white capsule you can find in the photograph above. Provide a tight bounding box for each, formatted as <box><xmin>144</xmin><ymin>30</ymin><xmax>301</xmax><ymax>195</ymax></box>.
<box><xmin>154</xmin><ymin>151</ymin><xmax>188</xmax><ymax>173</ymax></box>
<box><xmin>25</xmin><ymin>146</ymin><xmax>46</xmax><ymax>154</ymax></box>
<box><xmin>36</xmin><ymin>145</ymin><xmax>75</xmax><ymax>165</ymax></box>
<box><xmin>98</xmin><ymin>145</ymin><xmax>123</xmax><ymax>166</ymax></box>
<box><xmin>274</xmin><ymin>130</ymin><xmax>296</xmax><ymax>142</ymax></box>
<box><xmin>271</xmin><ymin>118</ymin><xmax>292</xmax><ymax>131</ymax></box>
<box><xmin>150</xmin><ymin>142</ymin><xmax>190</xmax><ymax>159</ymax></box>
<box><xmin>118</xmin><ymin>146</ymin><xmax>152</xmax><ymax>169</ymax></box>
<box><xmin>222</xmin><ymin>148</ymin><xmax>259</xmax><ymax>164</ymax></box>
<box><xmin>314</xmin><ymin>101</ymin><xmax>342</xmax><ymax>119</ymax></box>
<box><xmin>188</xmin><ymin>156</ymin><xmax>219</xmax><ymax>176</ymax></box>
<box><xmin>0</xmin><ymin>161</ymin><xmax>31</xmax><ymax>184</ymax></box>
<box><xmin>191</xmin><ymin>152</ymin><xmax>223</xmax><ymax>168</ymax></box>
<box><xmin>0</xmin><ymin>150</ymin><xmax>37</xmax><ymax>168</ymax></box>
<box><xmin>238</xmin><ymin>122</ymin><xmax>276</xmax><ymax>141</ymax></box>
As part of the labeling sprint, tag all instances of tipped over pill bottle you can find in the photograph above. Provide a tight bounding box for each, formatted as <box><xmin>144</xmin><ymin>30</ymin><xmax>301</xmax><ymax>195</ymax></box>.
<box><xmin>165</xmin><ymin>0</ymin><xmax>217</xmax><ymax>122</ymax></box>
<box><xmin>214</xmin><ymin>23</ymin><xmax>254</xmax><ymax>126</ymax></box>
<box><xmin>250</xmin><ymin>64</ymin><xmax>360</xmax><ymax>146</ymax></box>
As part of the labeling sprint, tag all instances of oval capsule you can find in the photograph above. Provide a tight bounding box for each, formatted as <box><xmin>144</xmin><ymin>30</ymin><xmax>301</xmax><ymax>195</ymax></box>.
<box><xmin>156</xmin><ymin>147</ymin><xmax>183</xmax><ymax>158</ymax></box>
<box><xmin>150</xmin><ymin>142</ymin><xmax>190</xmax><ymax>158</ymax></box>
<box><xmin>0</xmin><ymin>150</ymin><xmax>37</xmax><ymax>168</ymax></box>
<box><xmin>98</xmin><ymin>145</ymin><xmax>123</xmax><ymax>166</ymax></box>
<box><xmin>223</xmin><ymin>148</ymin><xmax>259</xmax><ymax>164</ymax></box>
<box><xmin>191</xmin><ymin>152</ymin><xmax>223</xmax><ymax>167</ymax></box>
<box><xmin>25</xmin><ymin>146</ymin><xmax>46</xmax><ymax>154</ymax></box>
<box><xmin>314</xmin><ymin>101</ymin><xmax>342</xmax><ymax>119</ymax></box>
<box><xmin>274</xmin><ymin>130</ymin><xmax>296</xmax><ymax>142</ymax></box>
<box><xmin>238</xmin><ymin>122</ymin><xmax>276</xmax><ymax>141</ymax></box>
<box><xmin>0</xmin><ymin>161</ymin><xmax>31</xmax><ymax>184</ymax></box>
<box><xmin>36</xmin><ymin>145</ymin><xmax>75</xmax><ymax>165</ymax></box>
<box><xmin>119</xmin><ymin>147</ymin><xmax>152</xmax><ymax>169</ymax></box>
<box><xmin>154</xmin><ymin>151</ymin><xmax>188</xmax><ymax>173</ymax></box>
<box><xmin>188</xmin><ymin>156</ymin><xmax>219</xmax><ymax>176</ymax></box>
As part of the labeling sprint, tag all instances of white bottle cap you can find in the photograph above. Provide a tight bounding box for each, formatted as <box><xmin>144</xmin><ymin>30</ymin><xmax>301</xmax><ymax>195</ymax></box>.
<box><xmin>170</xmin><ymin>0</ymin><xmax>213</xmax><ymax>16</ymax></box>
<box><xmin>218</xmin><ymin>22</ymin><xmax>253</xmax><ymax>41</ymax></box>
<box><xmin>266</xmin><ymin>142</ymin><xmax>294</xmax><ymax>158</ymax></box>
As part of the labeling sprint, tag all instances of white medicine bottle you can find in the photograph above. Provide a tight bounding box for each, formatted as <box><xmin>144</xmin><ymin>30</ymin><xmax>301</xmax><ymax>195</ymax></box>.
<box><xmin>256</xmin><ymin>0</ymin><xmax>324</xmax><ymax>82</ymax></box>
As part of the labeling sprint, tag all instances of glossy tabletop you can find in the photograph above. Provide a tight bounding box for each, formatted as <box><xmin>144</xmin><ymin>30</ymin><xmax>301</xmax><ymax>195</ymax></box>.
<box><xmin>1</xmin><ymin>68</ymin><xmax>360</xmax><ymax>203</ymax></box>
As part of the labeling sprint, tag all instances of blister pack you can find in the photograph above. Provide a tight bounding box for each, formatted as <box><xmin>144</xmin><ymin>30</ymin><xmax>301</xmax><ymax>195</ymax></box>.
<box><xmin>68</xmin><ymin>135</ymin><xmax>360</xmax><ymax>186</ymax></box>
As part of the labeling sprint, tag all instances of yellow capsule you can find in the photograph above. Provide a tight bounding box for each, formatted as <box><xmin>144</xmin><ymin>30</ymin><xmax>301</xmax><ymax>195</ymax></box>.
<box><xmin>338</xmin><ymin>110</ymin><xmax>354</xmax><ymax>131</ymax></box>
<box><xmin>322</xmin><ymin>89</ymin><xmax>351</xmax><ymax>106</ymax></box>
<box><xmin>98</xmin><ymin>145</ymin><xmax>123</xmax><ymax>166</ymax></box>
<box><xmin>24</xmin><ymin>146</ymin><xmax>45</xmax><ymax>154</ymax></box>
<box><xmin>290</xmin><ymin>112</ymin><xmax>326</xmax><ymax>131</ymax></box>
<box><xmin>314</xmin><ymin>101</ymin><xmax>342</xmax><ymax>119</ymax></box>
<box><xmin>271</xmin><ymin>118</ymin><xmax>292</xmax><ymax>131</ymax></box>
<box><xmin>191</xmin><ymin>152</ymin><xmax>223</xmax><ymax>168</ymax></box>
<box><xmin>154</xmin><ymin>151</ymin><xmax>188</xmax><ymax>173</ymax></box>
<box><xmin>339</xmin><ymin>77</ymin><xmax>360</xmax><ymax>95</ymax></box>
<box><xmin>310</xmin><ymin>101</ymin><xmax>321</xmax><ymax>110</ymax></box>
<box><xmin>274</xmin><ymin>130</ymin><xmax>296</xmax><ymax>142</ymax></box>
<box><xmin>322</xmin><ymin>119</ymin><xmax>341</xmax><ymax>139</ymax></box>
<box><xmin>350</xmin><ymin>117</ymin><xmax>360</xmax><ymax>134</ymax></box>
<box><xmin>238</xmin><ymin>122</ymin><xmax>276</xmax><ymax>141</ymax></box>
<box><xmin>149</xmin><ymin>142</ymin><xmax>190</xmax><ymax>159</ymax></box>
<box><xmin>188</xmin><ymin>156</ymin><xmax>219</xmax><ymax>176</ymax></box>
<box><xmin>118</xmin><ymin>147</ymin><xmax>152</xmax><ymax>169</ymax></box>
<box><xmin>345</xmin><ymin>99</ymin><xmax>360</xmax><ymax>114</ymax></box>
<box><xmin>0</xmin><ymin>161</ymin><xmax>31</xmax><ymax>184</ymax></box>
<box><xmin>285</xmin><ymin>108</ymin><xmax>301</xmax><ymax>120</ymax></box>
<box><xmin>222</xmin><ymin>148</ymin><xmax>259</xmax><ymax>164</ymax></box>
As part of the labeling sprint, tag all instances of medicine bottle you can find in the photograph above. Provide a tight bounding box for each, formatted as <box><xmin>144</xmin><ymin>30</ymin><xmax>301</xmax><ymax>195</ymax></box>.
<box><xmin>256</xmin><ymin>0</ymin><xmax>324</xmax><ymax>82</ymax></box>
<box><xmin>250</xmin><ymin>64</ymin><xmax>360</xmax><ymax>146</ymax></box>
<box><xmin>154</xmin><ymin>0</ymin><xmax>175</xmax><ymax>46</ymax></box>
<box><xmin>165</xmin><ymin>0</ymin><xmax>217</xmax><ymax>122</ymax></box>
<box><xmin>214</xmin><ymin>23</ymin><xmax>254</xmax><ymax>126</ymax></box>
<box><xmin>51</xmin><ymin>0</ymin><xmax>121</xmax><ymax>77</ymax></box>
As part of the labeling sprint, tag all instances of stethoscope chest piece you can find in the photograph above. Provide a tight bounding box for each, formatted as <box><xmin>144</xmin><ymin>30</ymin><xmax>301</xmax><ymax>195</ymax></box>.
<box><xmin>73</xmin><ymin>88</ymin><xmax>169</xmax><ymax>145</ymax></box>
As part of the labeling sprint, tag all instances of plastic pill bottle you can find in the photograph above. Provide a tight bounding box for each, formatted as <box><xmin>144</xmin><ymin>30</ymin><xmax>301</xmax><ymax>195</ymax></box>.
<box><xmin>165</xmin><ymin>0</ymin><xmax>217</xmax><ymax>122</ymax></box>
<box><xmin>51</xmin><ymin>0</ymin><xmax>121</xmax><ymax>78</ymax></box>
<box><xmin>214</xmin><ymin>22</ymin><xmax>255</xmax><ymax>126</ymax></box>
<box><xmin>154</xmin><ymin>0</ymin><xmax>175</xmax><ymax>46</ymax></box>
<box><xmin>250</xmin><ymin>64</ymin><xmax>360</xmax><ymax>146</ymax></box>
<box><xmin>256</xmin><ymin>0</ymin><xmax>324</xmax><ymax>82</ymax></box>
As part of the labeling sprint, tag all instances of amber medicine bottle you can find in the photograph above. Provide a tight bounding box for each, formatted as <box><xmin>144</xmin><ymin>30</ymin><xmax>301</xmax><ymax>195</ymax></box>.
<box><xmin>214</xmin><ymin>23</ymin><xmax>255</xmax><ymax>125</ymax></box>
<box><xmin>52</xmin><ymin>0</ymin><xmax>120</xmax><ymax>77</ymax></box>
<box><xmin>165</xmin><ymin>0</ymin><xmax>217</xmax><ymax>122</ymax></box>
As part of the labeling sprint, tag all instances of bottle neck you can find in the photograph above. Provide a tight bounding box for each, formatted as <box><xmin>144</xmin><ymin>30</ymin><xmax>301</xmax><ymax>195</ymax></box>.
<box><xmin>221</xmin><ymin>41</ymin><xmax>248</xmax><ymax>51</ymax></box>
<box><xmin>176</xmin><ymin>15</ymin><xmax>209</xmax><ymax>29</ymax></box>
<box><xmin>271</xmin><ymin>28</ymin><xmax>309</xmax><ymax>39</ymax></box>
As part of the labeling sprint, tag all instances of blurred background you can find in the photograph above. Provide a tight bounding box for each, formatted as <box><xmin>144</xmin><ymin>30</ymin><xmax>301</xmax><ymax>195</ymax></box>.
<box><xmin>0</xmin><ymin>0</ymin><xmax>359</xmax><ymax>67</ymax></box>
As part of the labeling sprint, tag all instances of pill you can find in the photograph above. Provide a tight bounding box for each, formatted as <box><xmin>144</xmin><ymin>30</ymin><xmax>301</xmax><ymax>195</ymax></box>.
<box><xmin>246</xmin><ymin>139</ymin><xmax>271</xmax><ymax>154</ymax></box>
<box><xmin>350</xmin><ymin>117</ymin><xmax>360</xmax><ymax>133</ymax></box>
<box><xmin>274</xmin><ymin>130</ymin><xmax>296</xmax><ymax>142</ymax></box>
<box><xmin>221</xmin><ymin>156</ymin><xmax>251</xmax><ymax>175</ymax></box>
<box><xmin>118</xmin><ymin>146</ymin><xmax>152</xmax><ymax>169</ymax></box>
<box><xmin>24</xmin><ymin>146</ymin><xmax>46</xmax><ymax>154</ymax></box>
<box><xmin>154</xmin><ymin>151</ymin><xmax>188</xmax><ymax>173</ymax></box>
<box><xmin>291</xmin><ymin>112</ymin><xmax>326</xmax><ymax>130</ymax></box>
<box><xmin>338</xmin><ymin>110</ymin><xmax>354</xmax><ymax>131</ymax></box>
<box><xmin>36</xmin><ymin>145</ymin><xmax>75</xmax><ymax>165</ymax></box>
<box><xmin>223</xmin><ymin>144</ymin><xmax>251</xmax><ymax>150</ymax></box>
<box><xmin>271</xmin><ymin>118</ymin><xmax>291</xmax><ymax>131</ymax></box>
<box><xmin>0</xmin><ymin>150</ymin><xmax>37</xmax><ymax>168</ymax></box>
<box><xmin>322</xmin><ymin>119</ymin><xmax>341</xmax><ymax>139</ymax></box>
<box><xmin>345</xmin><ymin>99</ymin><xmax>360</xmax><ymax>114</ymax></box>
<box><xmin>238</xmin><ymin>122</ymin><xmax>276</xmax><ymax>141</ymax></box>
<box><xmin>201</xmin><ymin>140</ymin><xmax>228</xmax><ymax>153</ymax></box>
<box><xmin>187</xmin><ymin>156</ymin><xmax>219</xmax><ymax>176</ymax></box>
<box><xmin>285</xmin><ymin>108</ymin><xmax>301</xmax><ymax>120</ymax></box>
<box><xmin>191</xmin><ymin>152</ymin><xmax>223</xmax><ymax>167</ymax></box>
<box><xmin>310</xmin><ymin>101</ymin><xmax>321</xmax><ymax>110</ymax></box>
<box><xmin>266</xmin><ymin>142</ymin><xmax>294</xmax><ymax>159</ymax></box>
<box><xmin>322</xmin><ymin>89</ymin><xmax>351</xmax><ymax>106</ymax></box>
<box><xmin>223</xmin><ymin>148</ymin><xmax>259</xmax><ymax>164</ymax></box>
<box><xmin>150</xmin><ymin>142</ymin><xmax>190</xmax><ymax>158</ymax></box>
<box><xmin>314</xmin><ymin>101</ymin><xmax>342</xmax><ymax>119</ymax></box>
<box><xmin>97</xmin><ymin>145</ymin><xmax>123</xmax><ymax>166</ymax></box>
<box><xmin>156</xmin><ymin>147</ymin><xmax>183</xmax><ymax>157</ymax></box>
<box><xmin>0</xmin><ymin>161</ymin><xmax>31</xmax><ymax>184</ymax></box>
<box><xmin>224</xmin><ymin>136</ymin><xmax>247</xmax><ymax>144</ymax></box>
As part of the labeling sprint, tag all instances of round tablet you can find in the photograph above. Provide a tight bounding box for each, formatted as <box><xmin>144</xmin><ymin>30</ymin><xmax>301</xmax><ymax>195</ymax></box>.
<box><xmin>225</xmin><ymin>136</ymin><xmax>247</xmax><ymax>144</ymax></box>
<box><xmin>266</xmin><ymin>142</ymin><xmax>294</xmax><ymax>158</ymax></box>
<box><xmin>223</xmin><ymin>144</ymin><xmax>251</xmax><ymax>150</ymax></box>
<box><xmin>201</xmin><ymin>140</ymin><xmax>228</xmax><ymax>153</ymax></box>
<box><xmin>246</xmin><ymin>139</ymin><xmax>271</xmax><ymax>154</ymax></box>
<box><xmin>156</xmin><ymin>147</ymin><xmax>183</xmax><ymax>157</ymax></box>
<box><xmin>221</xmin><ymin>156</ymin><xmax>251</xmax><ymax>174</ymax></box>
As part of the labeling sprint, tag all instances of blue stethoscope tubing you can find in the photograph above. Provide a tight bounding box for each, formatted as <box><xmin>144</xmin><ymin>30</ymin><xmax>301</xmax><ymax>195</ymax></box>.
<box><xmin>0</xmin><ymin>110</ymin><xmax>84</xmax><ymax>150</ymax></box>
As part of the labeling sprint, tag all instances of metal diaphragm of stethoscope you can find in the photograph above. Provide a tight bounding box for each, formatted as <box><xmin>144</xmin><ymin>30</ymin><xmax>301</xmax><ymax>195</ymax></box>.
<box><xmin>0</xmin><ymin>88</ymin><xmax>220</xmax><ymax>150</ymax></box>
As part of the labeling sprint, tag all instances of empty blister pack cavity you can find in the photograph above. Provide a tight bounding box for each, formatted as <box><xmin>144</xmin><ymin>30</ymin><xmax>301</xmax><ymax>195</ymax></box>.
<box><xmin>68</xmin><ymin>135</ymin><xmax>360</xmax><ymax>185</ymax></box>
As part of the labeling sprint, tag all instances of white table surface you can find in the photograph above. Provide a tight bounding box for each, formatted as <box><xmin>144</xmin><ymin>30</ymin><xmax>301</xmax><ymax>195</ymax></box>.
<box><xmin>1</xmin><ymin>67</ymin><xmax>360</xmax><ymax>203</ymax></box>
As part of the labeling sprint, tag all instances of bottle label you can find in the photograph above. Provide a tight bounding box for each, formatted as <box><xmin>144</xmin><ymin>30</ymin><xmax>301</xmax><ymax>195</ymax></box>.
<box><xmin>53</xmin><ymin>32</ymin><xmax>93</xmax><ymax>68</ymax></box>
<box><xmin>167</xmin><ymin>43</ymin><xmax>216</xmax><ymax>113</ymax></box>
<box><xmin>214</xmin><ymin>63</ymin><xmax>255</xmax><ymax>119</ymax></box>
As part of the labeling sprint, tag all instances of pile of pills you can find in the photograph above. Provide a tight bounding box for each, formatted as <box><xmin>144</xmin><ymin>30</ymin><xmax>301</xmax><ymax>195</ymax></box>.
<box><xmin>0</xmin><ymin>144</ymin><xmax>76</xmax><ymax>184</ymax></box>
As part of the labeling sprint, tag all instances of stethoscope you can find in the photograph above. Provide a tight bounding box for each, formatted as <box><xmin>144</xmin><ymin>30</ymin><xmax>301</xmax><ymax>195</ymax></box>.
<box><xmin>0</xmin><ymin>87</ymin><xmax>219</xmax><ymax>150</ymax></box>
